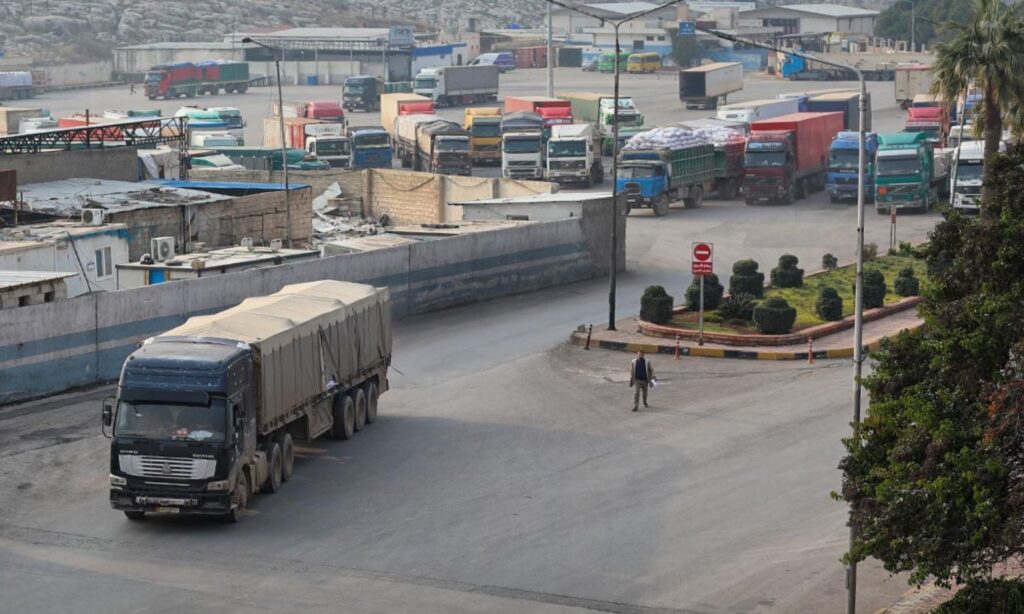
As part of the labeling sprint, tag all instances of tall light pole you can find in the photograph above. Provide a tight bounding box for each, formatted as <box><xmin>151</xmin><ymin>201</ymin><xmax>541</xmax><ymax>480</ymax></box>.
<box><xmin>695</xmin><ymin>26</ymin><xmax>868</xmax><ymax>614</ymax></box>
<box><xmin>545</xmin><ymin>0</ymin><xmax>688</xmax><ymax>331</ymax></box>
<box><xmin>547</xmin><ymin>2</ymin><xmax>555</xmax><ymax>96</ymax></box>
<box><xmin>243</xmin><ymin>37</ymin><xmax>293</xmax><ymax>248</ymax></box>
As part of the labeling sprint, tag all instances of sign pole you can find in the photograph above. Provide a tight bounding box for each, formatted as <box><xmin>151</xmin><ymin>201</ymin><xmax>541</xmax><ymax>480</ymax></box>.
<box><xmin>699</xmin><ymin>275</ymin><xmax>705</xmax><ymax>346</ymax></box>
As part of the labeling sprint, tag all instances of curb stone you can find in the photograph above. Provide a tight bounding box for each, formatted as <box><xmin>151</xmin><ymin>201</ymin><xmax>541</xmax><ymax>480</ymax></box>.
<box><xmin>570</xmin><ymin>332</ymin><xmax>888</xmax><ymax>361</ymax></box>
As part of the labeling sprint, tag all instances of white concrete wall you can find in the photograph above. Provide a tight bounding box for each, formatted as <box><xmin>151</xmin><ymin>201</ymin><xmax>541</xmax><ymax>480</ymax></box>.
<box><xmin>40</xmin><ymin>61</ymin><xmax>114</xmax><ymax>87</ymax></box>
<box><xmin>254</xmin><ymin>60</ymin><xmax>363</xmax><ymax>86</ymax></box>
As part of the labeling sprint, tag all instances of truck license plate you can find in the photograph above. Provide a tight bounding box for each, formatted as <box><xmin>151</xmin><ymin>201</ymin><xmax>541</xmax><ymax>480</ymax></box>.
<box><xmin>155</xmin><ymin>506</ymin><xmax>180</xmax><ymax>514</ymax></box>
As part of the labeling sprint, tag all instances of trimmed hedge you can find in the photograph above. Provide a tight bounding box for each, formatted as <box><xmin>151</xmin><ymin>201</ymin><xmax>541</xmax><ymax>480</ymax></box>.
<box><xmin>685</xmin><ymin>274</ymin><xmax>724</xmax><ymax>311</ymax></box>
<box><xmin>729</xmin><ymin>259</ymin><xmax>765</xmax><ymax>297</ymax></box>
<box><xmin>893</xmin><ymin>266</ymin><xmax>920</xmax><ymax>297</ymax></box>
<box><xmin>815</xmin><ymin>286</ymin><xmax>843</xmax><ymax>321</ymax></box>
<box><xmin>717</xmin><ymin>292</ymin><xmax>756</xmax><ymax>321</ymax></box>
<box><xmin>822</xmin><ymin>253</ymin><xmax>838</xmax><ymax>271</ymax></box>
<box><xmin>860</xmin><ymin>268</ymin><xmax>887</xmax><ymax>309</ymax></box>
<box><xmin>770</xmin><ymin>254</ymin><xmax>804</xmax><ymax>288</ymax></box>
<box><xmin>753</xmin><ymin>297</ymin><xmax>797</xmax><ymax>334</ymax></box>
<box><xmin>640</xmin><ymin>285</ymin><xmax>674</xmax><ymax>324</ymax></box>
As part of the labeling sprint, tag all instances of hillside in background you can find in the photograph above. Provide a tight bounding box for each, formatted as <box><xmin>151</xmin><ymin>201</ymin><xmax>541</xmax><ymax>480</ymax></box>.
<box><xmin>0</xmin><ymin>0</ymin><xmax>548</xmax><ymax>64</ymax></box>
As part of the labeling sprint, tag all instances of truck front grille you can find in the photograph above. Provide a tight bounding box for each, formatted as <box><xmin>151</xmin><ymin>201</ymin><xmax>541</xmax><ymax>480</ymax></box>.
<box><xmin>550</xmin><ymin>160</ymin><xmax>585</xmax><ymax>170</ymax></box>
<box><xmin>119</xmin><ymin>455</ymin><xmax>216</xmax><ymax>480</ymax></box>
<box><xmin>507</xmin><ymin>160</ymin><xmax>538</xmax><ymax>167</ymax></box>
<box><xmin>624</xmin><ymin>182</ymin><xmax>641</xmax><ymax>195</ymax></box>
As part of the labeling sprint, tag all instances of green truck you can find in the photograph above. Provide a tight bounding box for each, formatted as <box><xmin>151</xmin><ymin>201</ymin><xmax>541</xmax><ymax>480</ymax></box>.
<box><xmin>209</xmin><ymin>146</ymin><xmax>332</xmax><ymax>171</ymax></box>
<box><xmin>615</xmin><ymin>133</ymin><xmax>715</xmax><ymax>215</ymax></box>
<box><xmin>558</xmin><ymin>92</ymin><xmax>644</xmax><ymax>138</ymax></box>
<box><xmin>874</xmin><ymin>132</ymin><xmax>948</xmax><ymax>213</ymax></box>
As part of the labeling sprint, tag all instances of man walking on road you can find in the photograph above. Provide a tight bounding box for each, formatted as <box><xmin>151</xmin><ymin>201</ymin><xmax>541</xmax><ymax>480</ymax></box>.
<box><xmin>629</xmin><ymin>350</ymin><xmax>655</xmax><ymax>412</ymax></box>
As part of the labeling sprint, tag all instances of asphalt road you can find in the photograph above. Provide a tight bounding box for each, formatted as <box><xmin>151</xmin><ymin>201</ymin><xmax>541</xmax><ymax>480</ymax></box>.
<box><xmin>0</xmin><ymin>69</ymin><xmax>941</xmax><ymax>613</ymax></box>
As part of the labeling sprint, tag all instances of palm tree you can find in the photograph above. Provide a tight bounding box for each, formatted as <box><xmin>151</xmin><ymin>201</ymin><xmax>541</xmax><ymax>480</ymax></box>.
<box><xmin>930</xmin><ymin>0</ymin><xmax>1024</xmax><ymax>214</ymax></box>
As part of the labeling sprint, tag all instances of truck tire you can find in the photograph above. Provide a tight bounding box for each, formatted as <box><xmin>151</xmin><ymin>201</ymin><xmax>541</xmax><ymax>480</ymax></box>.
<box><xmin>795</xmin><ymin>179</ymin><xmax>807</xmax><ymax>199</ymax></box>
<box><xmin>225</xmin><ymin>471</ymin><xmax>248</xmax><ymax>523</ymax></box>
<box><xmin>365</xmin><ymin>381</ymin><xmax>379</xmax><ymax>424</ymax></box>
<box><xmin>653</xmin><ymin>194</ymin><xmax>670</xmax><ymax>216</ymax></box>
<box><xmin>685</xmin><ymin>185</ymin><xmax>704</xmax><ymax>208</ymax></box>
<box><xmin>124</xmin><ymin>511</ymin><xmax>145</xmax><ymax>521</ymax></box>
<box><xmin>279</xmin><ymin>433</ymin><xmax>295</xmax><ymax>481</ymax></box>
<box><xmin>265</xmin><ymin>442</ymin><xmax>283</xmax><ymax>494</ymax></box>
<box><xmin>353</xmin><ymin>388</ymin><xmax>367</xmax><ymax>432</ymax></box>
<box><xmin>331</xmin><ymin>394</ymin><xmax>355</xmax><ymax>440</ymax></box>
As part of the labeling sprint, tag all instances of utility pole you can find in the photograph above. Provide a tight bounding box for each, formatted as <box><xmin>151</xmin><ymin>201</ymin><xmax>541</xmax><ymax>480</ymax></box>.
<box><xmin>911</xmin><ymin>0</ymin><xmax>916</xmax><ymax>51</ymax></box>
<box><xmin>547</xmin><ymin>1</ymin><xmax>555</xmax><ymax>97</ymax></box>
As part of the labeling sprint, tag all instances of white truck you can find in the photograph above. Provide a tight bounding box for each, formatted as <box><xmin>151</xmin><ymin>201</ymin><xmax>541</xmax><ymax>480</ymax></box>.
<box><xmin>501</xmin><ymin>111</ymin><xmax>544</xmax><ymax>179</ymax></box>
<box><xmin>546</xmin><ymin>123</ymin><xmax>604</xmax><ymax>187</ymax></box>
<box><xmin>264</xmin><ymin>118</ymin><xmax>352</xmax><ymax>168</ymax></box>
<box><xmin>716</xmin><ymin>98</ymin><xmax>799</xmax><ymax>124</ymax></box>
<box><xmin>950</xmin><ymin>140</ymin><xmax>1003</xmax><ymax>212</ymax></box>
<box><xmin>412</xmin><ymin>65</ymin><xmax>500</xmax><ymax>107</ymax></box>
<box><xmin>191</xmin><ymin>131</ymin><xmax>240</xmax><ymax>148</ymax></box>
<box><xmin>678</xmin><ymin>62</ymin><xmax>744</xmax><ymax>110</ymax></box>
<box><xmin>894</xmin><ymin>64</ymin><xmax>934</xmax><ymax>110</ymax></box>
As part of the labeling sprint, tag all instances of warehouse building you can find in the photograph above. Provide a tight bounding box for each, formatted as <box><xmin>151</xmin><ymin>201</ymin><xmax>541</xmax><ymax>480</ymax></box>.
<box><xmin>738</xmin><ymin>4</ymin><xmax>879</xmax><ymax>37</ymax></box>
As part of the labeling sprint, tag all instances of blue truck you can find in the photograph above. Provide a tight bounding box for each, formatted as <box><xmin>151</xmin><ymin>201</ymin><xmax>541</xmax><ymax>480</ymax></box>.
<box><xmin>616</xmin><ymin>135</ymin><xmax>715</xmax><ymax>216</ymax></box>
<box><xmin>347</xmin><ymin>127</ymin><xmax>392</xmax><ymax>169</ymax></box>
<box><xmin>826</xmin><ymin>131</ymin><xmax>878</xmax><ymax>203</ymax></box>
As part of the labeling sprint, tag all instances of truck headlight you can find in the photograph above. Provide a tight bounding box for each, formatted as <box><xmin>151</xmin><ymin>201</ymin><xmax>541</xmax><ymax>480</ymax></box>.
<box><xmin>110</xmin><ymin>474</ymin><xmax>127</xmax><ymax>487</ymax></box>
<box><xmin>206</xmin><ymin>479</ymin><xmax>231</xmax><ymax>492</ymax></box>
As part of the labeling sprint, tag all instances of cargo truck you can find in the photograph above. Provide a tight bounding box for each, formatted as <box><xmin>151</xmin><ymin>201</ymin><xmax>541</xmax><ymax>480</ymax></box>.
<box><xmin>743</xmin><ymin>112</ymin><xmax>844</xmax><ymax>204</ymax></box>
<box><xmin>617</xmin><ymin>135</ymin><xmax>716</xmax><ymax>215</ymax></box>
<box><xmin>273</xmin><ymin>101</ymin><xmax>346</xmax><ymax>126</ymax></box>
<box><xmin>826</xmin><ymin>131</ymin><xmax>878</xmax><ymax>203</ymax></box>
<box><xmin>104</xmin><ymin>281</ymin><xmax>391</xmax><ymax>523</ymax></box>
<box><xmin>557</xmin><ymin>92</ymin><xmax>644</xmax><ymax>137</ymax></box>
<box><xmin>894</xmin><ymin>64</ymin><xmax>933</xmax><ymax>109</ymax></box>
<box><xmin>145</xmin><ymin>62</ymin><xmax>201</xmax><ymax>99</ymax></box>
<box><xmin>874</xmin><ymin>132</ymin><xmax>947</xmax><ymax>213</ymax></box>
<box><xmin>343</xmin><ymin>75</ymin><xmax>383</xmax><ymax>112</ymax></box>
<box><xmin>546</xmin><ymin>123</ymin><xmax>604</xmax><ymax>187</ymax></box>
<box><xmin>347</xmin><ymin>127</ymin><xmax>392</xmax><ymax>169</ymax></box>
<box><xmin>380</xmin><ymin>93</ymin><xmax>435</xmax><ymax>146</ymax></box>
<box><xmin>264</xmin><ymin>118</ymin><xmax>351</xmax><ymax>168</ymax></box>
<box><xmin>206</xmin><ymin>107</ymin><xmax>246</xmax><ymax>143</ymax></box>
<box><xmin>504</xmin><ymin>96</ymin><xmax>573</xmax><ymax>138</ymax></box>
<box><xmin>0</xmin><ymin>107</ymin><xmax>45</xmax><ymax>135</ymax></box>
<box><xmin>904</xmin><ymin>105</ymin><xmax>947</xmax><ymax>146</ymax></box>
<box><xmin>678</xmin><ymin>62</ymin><xmax>744</xmax><ymax>110</ymax></box>
<box><xmin>501</xmin><ymin>112</ymin><xmax>544</xmax><ymax>179</ymax></box>
<box><xmin>195</xmin><ymin>61</ymin><xmax>250</xmax><ymax>94</ymax></box>
<box><xmin>679</xmin><ymin>117</ymin><xmax>750</xmax><ymax>136</ymax></box>
<box><xmin>602</xmin><ymin>125</ymin><xmax>646</xmax><ymax>156</ymax></box>
<box><xmin>716</xmin><ymin>98</ymin><xmax>798</xmax><ymax>124</ymax></box>
<box><xmin>708</xmin><ymin>138</ymin><xmax>746</xmax><ymax>200</ymax></box>
<box><xmin>415</xmin><ymin>119</ymin><xmax>471</xmax><ymax>175</ymax></box>
<box><xmin>394</xmin><ymin>113</ymin><xmax>439</xmax><ymax>168</ymax></box>
<box><xmin>806</xmin><ymin>91</ymin><xmax>871</xmax><ymax>131</ymax></box>
<box><xmin>210</xmin><ymin>146</ymin><xmax>332</xmax><ymax>171</ymax></box>
<box><xmin>464</xmin><ymin>107</ymin><xmax>503</xmax><ymax>166</ymax></box>
<box><xmin>412</xmin><ymin>65</ymin><xmax>500</xmax><ymax>107</ymax></box>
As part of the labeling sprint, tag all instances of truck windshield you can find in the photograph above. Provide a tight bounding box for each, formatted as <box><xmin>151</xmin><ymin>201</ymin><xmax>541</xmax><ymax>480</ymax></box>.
<box><xmin>471</xmin><ymin>124</ymin><xmax>501</xmax><ymax>137</ymax></box>
<box><xmin>504</xmin><ymin>138</ymin><xmax>540</xmax><ymax>153</ymax></box>
<box><xmin>115</xmin><ymin>400</ymin><xmax>227</xmax><ymax>443</ymax></box>
<box><xmin>548</xmin><ymin>141</ymin><xmax>586</xmax><ymax>157</ymax></box>
<box><xmin>436</xmin><ymin>138</ymin><xmax>469</xmax><ymax>152</ymax></box>
<box><xmin>876</xmin><ymin>155</ymin><xmax>920</xmax><ymax>176</ymax></box>
<box><xmin>618</xmin><ymin>166</ymin><xmax>655</xmax><ymax>179</ymax></box>
<box><xmin>956</xmin><ymin>161</ymin><xmax>983</xmax><ymax>180</ymax></box>
<box><xmin>829</xmin><ymin>150</ymin><xmax>860</xmax><ymax>169</ymax></box>
<box><xmin>605</xmin><ymin>113</ymin><xmax>638</xmax><ymax>125</ymax></box>
<box><xmin>414</xmin><ymin>77</ymin><xmax>437</xmax><ymax>89</ymax></box>
<box><xmin>745</xmin><ymin>151</ymin><xmax>786</xmax><ymax>167</ymax></box>
<box><xmin>217</xmin><ymin>113</ymin><xmax>243</xmax><ymax>129</ymax></box>
<box><xmin>318</xmin><ymin>139</ymin><xmax>351</xmax><ymax>155</ymax></box>
<box><xmin>354</xmin><ymin>134</ymin><xmax>389</xmax><ymax>148</ymax></box>
<box><xmin>144</xmin><ymin>72</ymin><xmax>162</xmax><ymax>83</ymax></box>
<box><xmin>344</xmin><ymin>85</ymin><xmax>365</xmax><ymax>94</ymax></box>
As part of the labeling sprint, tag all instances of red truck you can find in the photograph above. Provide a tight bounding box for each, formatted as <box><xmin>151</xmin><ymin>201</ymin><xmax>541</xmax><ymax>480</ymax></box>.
<box><xmin>57</xmin><ymin>115</ymin><xmax>131</xmax><ymax>141</ymax></box>
<box><xmin>743</xmin><ymin>111</ymin><xmax>844</xmax><ymax>204</ymax></box>
<box><xmin>504</xmin><ymin>96</ymin><xmax>572</xmax><ymax>137</ymax></box>
<box><xmin>144</xmin><ymin>62</ymin><xmax>201</xmax><ymax>100</ymax></box>
<box><xmin>273</xmin><ymin>101</ymin><xmax>346</xmax><ymax>126</ymax></box>
<box><xmin>904</xmin><ymin>106</ymin><xmax>948</xmax><ymax>146</ymax></box>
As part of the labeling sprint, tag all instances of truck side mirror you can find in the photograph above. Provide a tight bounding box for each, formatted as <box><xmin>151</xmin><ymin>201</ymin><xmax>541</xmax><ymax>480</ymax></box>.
<box><xmin>101</xmin><ymin>396</ymin><xmax>115</xmax><ymax>438</ymax></box>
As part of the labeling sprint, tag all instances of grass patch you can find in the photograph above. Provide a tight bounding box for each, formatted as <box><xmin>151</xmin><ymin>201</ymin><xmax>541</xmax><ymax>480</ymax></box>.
<box><xmin>667</xmin><ymin>255</ymin><xmax>926</xmax><ymax>333</ymax></box>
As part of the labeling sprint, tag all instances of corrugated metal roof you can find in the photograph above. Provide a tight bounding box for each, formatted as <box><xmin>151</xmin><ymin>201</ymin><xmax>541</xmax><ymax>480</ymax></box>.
<box><xmin>237</xmin><ymin>27</ymin><xmax>392</xmax><ymax>41</ymax></box>
<box><xmin>778</xmin><ymin>4</ymin><xmax>879</xmax><ymax>17</ymax></box>
<box><xmin>116</xmin><ymin>42</ymin><xmax>238</xmax><ymax>50</ymax></box>
<box><xmin>0</xmin><ymin>270</ymin><xmax>77</xmax><ymax>291</ymax></box>
<box><xmin>18</xmin><ymin>178</ymin><xmax>231</xmax><ymax>216</ymax></box>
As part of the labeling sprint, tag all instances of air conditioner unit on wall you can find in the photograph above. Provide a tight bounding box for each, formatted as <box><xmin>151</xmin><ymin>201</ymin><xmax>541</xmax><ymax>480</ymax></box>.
<box><xmin>150</xmin><ymin>237</ymin><xmax>176</xmax><ymax>262</ymax></box>
<box><xmin>81</xmin><ymin>208</ymin><xmax>105</xmax><ymax>226</ymax></box>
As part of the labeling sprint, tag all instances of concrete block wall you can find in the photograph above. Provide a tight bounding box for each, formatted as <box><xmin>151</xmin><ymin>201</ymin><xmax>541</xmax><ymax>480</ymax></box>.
<box><xmin>364</xmin><ymin>169</ymin><xmax>442</xmax><ymax>225</ymax></box>
<box><xmin>0</xmin><ymin>211</ymin><xmax>622</xmax><ymax>404</ymax></box>
<box><xmin>189</xmin><ymin>168</ymin><xmax>364</xmax><ymax>208</ymax></box>
<box><xmin>0</xmin><ymin>279</ymin><xmax>66</xmax><ymax>310</ymax></box>
<box><xmin>10</xmin><ymin>147</ymin><xmax>139</xmax><ymax>185</ymax></box>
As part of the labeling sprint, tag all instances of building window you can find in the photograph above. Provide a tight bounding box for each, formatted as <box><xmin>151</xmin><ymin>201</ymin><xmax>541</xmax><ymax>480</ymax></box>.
<box><xmin>18</xmin><ymin>295</ymin><xmax>29</xmax><ymax>307</ymax></box>
<box><xmin>44</xmin><ymin>291</ymin><xmax>55</xmax><ymax>303</ymax></box>
<box><xmin>95</xmin><ymin>246</ymin><xmax>112</xmax><ymax>279</ymax></box>
<box><xmin>657</xmin><ymin>35</ymin><xmax>666</xmax><ymax>41</ymax></box>
<box><xmin>646</xmin><ymin>35</ymin><xmax>654</xmax><ymax>41</ymax></box>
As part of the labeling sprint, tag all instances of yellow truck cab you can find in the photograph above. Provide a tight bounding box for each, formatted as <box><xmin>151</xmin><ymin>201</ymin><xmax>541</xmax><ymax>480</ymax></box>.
<box><xmin>464</xmin><ymin>107</ymin><xmax>502</xmax><ymax>166</ymax></box>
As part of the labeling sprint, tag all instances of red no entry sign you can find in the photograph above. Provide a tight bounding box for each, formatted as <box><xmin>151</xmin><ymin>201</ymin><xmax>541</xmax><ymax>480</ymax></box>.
<box><xmin>692</xmin><ymin>242</ymin><xmax>713</xmax><ymax>275</ymax></box>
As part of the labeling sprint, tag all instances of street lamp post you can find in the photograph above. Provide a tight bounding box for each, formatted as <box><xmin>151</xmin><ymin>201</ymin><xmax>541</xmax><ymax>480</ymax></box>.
<box><xmin>545</xmin><ymin>0</ymin><xmax>688</xmax><ymax>331</ymax></box>
<box><xmin>694</xmin><ymin>27</ymin><xmax>867</xmax><ymax>614</ymax></box>
<box><xmin>242</xmin><ymin>37</ymin><xmax>293</xmax><ymax>248</ymax></box>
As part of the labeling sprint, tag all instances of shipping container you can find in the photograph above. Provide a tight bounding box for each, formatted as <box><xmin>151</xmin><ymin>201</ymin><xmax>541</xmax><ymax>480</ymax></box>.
<box><xmin>894</xmin><ymin>64</ymin><xmax>933</xmax><ymax>109</ymax></box>
<box><xmin>806</xmin><ymin>91</ymin><xmax>871</xmax><ymax>131</ymax></box>
<box><xmin>678</xmin><ymin>62</ymin><xmax>743</xmax><ymax>109</ymax></box>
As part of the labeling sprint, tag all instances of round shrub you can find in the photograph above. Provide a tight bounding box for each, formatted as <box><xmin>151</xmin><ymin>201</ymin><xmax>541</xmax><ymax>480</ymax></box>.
<box><xmin>753</xmin><ymin>297</ymin><xmax>797</xmax><ymax>334</ymax></box>
<box><xmin>822</xmin><ymin>253</ymin><xmax>838</xmax><ymax>271</ymax></box>
<box><xmin>717</xmin><ymin>292</ymin><xmax>756</xmax><ymax>322</ymax></box>
<box><xmin>640</xmin><ymin>285</ymin><xmax>674</xmax><ymax>324</ymax></box>
<box><xmin>863</xmin><ymin>242</ymin><xmax>878</xmax><ymax>261</ymax></box>
<box><xmin>729</xmin><ymin>259</ymin><xmax>765</xmax><ymax>297</ymax></box>
<box><xmin>858</xmin><ymin>268</ymin><xmax>887</xmax><ymax>309</ymax></box>
<box><xmin>815</xmin><ymin>286</ymin><xmax>843</xmax><ymax>321</ymax></box>
<box><xmin>893</xmin><ymin>266</ymin><xmax>920</xmax><ymax>297</ymax></box>
<box><xmin>770</xmin><ymin>254</ymin><xmax>804</xmax><ymax>288</ymax></box>
<box><xmin>685</xmin><ymin>274</ymin><xmax>724</xmax><ymax>311</ymax></box>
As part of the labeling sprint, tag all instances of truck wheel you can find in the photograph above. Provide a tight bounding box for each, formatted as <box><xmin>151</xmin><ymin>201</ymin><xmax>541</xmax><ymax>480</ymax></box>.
<box><xmin>225</xmin><ymin>471</ymin><xmax>248</xmax><ymax>523</ymax></box>
<box><xmin>265</xmin><ymin>442</ymin><xmax>283</xmax><ymax>493</ymax></box>
<box><xmin>124</xmin><ymin>511</ymin><xmax>145</xmax><ymax>521</ymax></box>
<box><xmin>279</xmin><ymin>433</ymin><xmax>295</xmax><ymax>481</ymax></box>
<box><xmin>331</xmin><ymin>394</ymin><xmax>355</xmax><ymax>441</ymax></box>
<box><xmin>365</xmin><ymin>382</ymin><xmax>379</xmax><ymax>424</ymax></box>
<box><xmin>353</xmin><ymin>388</ymin><xmax>367</xmax><ymax>432</ymax></box>
<box><xmin>685</xmin><ymin>185</ymin><xmax>704</xmax><ymax>208</ymax></box>
<box><xmin>653</xmin><ymin>194</ymin><xmax>670</xmax><ymax>216</ymax></box>
<box><xmin>795</xmin><ymin>179</ymin><xmax>807</xmax><ymax>199</ymax></box>
<box><xmin>782</xmin><ymin>184</ymin><xmax>795</xmax><ymax>205</ymax></box>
